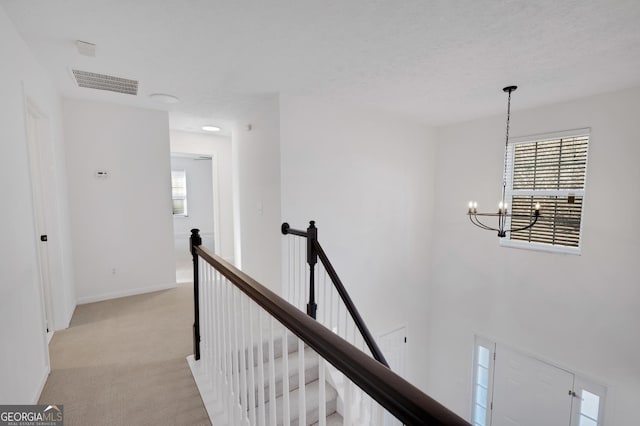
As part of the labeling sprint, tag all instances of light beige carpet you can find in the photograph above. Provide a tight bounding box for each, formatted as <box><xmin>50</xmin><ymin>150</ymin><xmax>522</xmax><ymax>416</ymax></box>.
<box><xmin>39</xmin><ymin>284</ymin><xmax>211</xmax><ymax>426</ymax></box>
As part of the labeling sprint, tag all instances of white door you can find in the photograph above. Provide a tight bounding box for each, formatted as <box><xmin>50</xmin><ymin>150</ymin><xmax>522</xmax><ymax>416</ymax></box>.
<box><xmin>26</xmin><ymin>102</ymin><xmax>55</xmax><ymax>337</ymax></box>
<box><xmin>491</xmin><ymin>344</ymin><xmax>574</xmax><ymax>426</ymax></box>
<box><xmin>379</xmin><ymin>325</ymin><xmax>408</xmax><ymax>426</ymax></box>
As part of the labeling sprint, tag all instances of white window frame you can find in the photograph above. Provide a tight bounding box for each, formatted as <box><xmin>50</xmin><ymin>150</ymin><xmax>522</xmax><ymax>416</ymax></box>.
<box><xmin>171</xmin><ymin>169</ymin><xmax>188</xmax><ymax>217</ymax></box>
<box><xmin>500</xmin><ymin>128</ymin><xmax>591</xmax><ymax>255</ymax></box>
<box><xmin>471</xmin><ymin>336</ymin><xmax>495</xmax><ymax>426</ymax></box>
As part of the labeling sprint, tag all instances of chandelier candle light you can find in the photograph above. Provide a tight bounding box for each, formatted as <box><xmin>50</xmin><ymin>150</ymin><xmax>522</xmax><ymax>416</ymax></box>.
<box><xmin>467</xmin><ymin>85</ymin><xmax>540</xmax><ymax>238</ymax></box>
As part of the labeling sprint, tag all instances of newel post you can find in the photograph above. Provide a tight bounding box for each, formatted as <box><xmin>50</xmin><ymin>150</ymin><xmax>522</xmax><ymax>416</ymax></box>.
<box><xmin>190</xmin><ymin>228</ymin><xmax>202</xmax><ymax>360</ymax></box>
<box><xmin>307</xmin><ymin>221</ymin><xmax>318</xmax><ymax>319</ymax></box>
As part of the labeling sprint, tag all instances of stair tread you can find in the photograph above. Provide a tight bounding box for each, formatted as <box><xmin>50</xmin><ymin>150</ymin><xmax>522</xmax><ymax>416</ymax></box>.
<box><xmin>311</xmin><ymin>412</ymin><xmax>343</xmax><ymax>426</ymax></box>
<box><xmin>264</xmin><ymin>378</ymin><xmax>338</xmax><ymax>425</ymax></box>
<box><xmin>250</xmin><ymin>346</ymin><xmax>320</xmax><ymax>404</ymax></box>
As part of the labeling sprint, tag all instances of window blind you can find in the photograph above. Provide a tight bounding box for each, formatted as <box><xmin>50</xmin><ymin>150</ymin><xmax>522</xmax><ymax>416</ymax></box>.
<box><xmin>505</xmin><ymin>134</ymin><xmax>589</xmax><ymax>249</ymax></box>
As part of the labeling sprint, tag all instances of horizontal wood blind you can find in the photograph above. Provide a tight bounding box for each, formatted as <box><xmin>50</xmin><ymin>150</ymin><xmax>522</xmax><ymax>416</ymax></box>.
<box><xmin>510</xmin><ymin>195</ymin><xmax>582</xmax><ymax>247</ymax></box>
<box><xmin>507</xmin><ymin>134</ymin><xmax>589</xmax><ymax>249</ymax></box>
<box><xmin>512</xmin><ymin>136</ymin><xmax>588</xmax><ymax>191</ymax></box>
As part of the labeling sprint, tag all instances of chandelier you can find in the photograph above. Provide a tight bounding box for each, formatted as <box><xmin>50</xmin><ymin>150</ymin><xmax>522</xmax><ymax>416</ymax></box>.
<box><xmin>467</xmin><ymin>85</ymin><xmax>540</xmax><ymax>238</ymax></box>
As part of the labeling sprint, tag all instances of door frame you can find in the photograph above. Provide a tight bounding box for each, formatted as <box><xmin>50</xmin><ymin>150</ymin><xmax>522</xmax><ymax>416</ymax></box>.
<box><xmin>24</xmin><ymin>95</ymin><xmax>55</xmax><ymax>342</ymax></box>
<box><xmin>471</xmin><ymin>335</ymin><xmax>607</xmax><ymax>426</ymax></box>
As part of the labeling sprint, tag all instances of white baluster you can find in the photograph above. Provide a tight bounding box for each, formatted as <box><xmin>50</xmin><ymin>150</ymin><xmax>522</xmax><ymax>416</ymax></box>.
<box><xmin>281</xmin><ymin>329</ymin><xmax>290</xmax><ymax>425</ymax></box>
<box><xmin>257</xmin><ymin>308</ymin><xmax>266</xmax><ymax>426</ymax></box>
<box><xmin>304</xmin><ymin>263</ymin><xmax>309</xmax><ymax>313</ymax></box>
<box><xmin>351</xmin><ymin>322</ymin><xmax>357</xmax><ymax>348</ymax></box>
<box><xmin>295</xmin><ymin>238</ymin><xmax>301</xmax><ymax>310</ymax></box>
<box><xmin>216</xmin><ymin>272</ymin><xmax>224</xmax><ymax>398</ymax></box>
<box><xmin>205</xmin><ymin>265</ymin><xmax>213</xmax><ymax>378</ymax></box>
<box><xmin>286</xmin><ymin>236</ymin><xmax>290</xmax><ymax>303</ymax></box>
<box><xmin>213</xmin><ymin>271</ymin><xmax>221</xmax><ymax>399</ymax></box>
<box><xmin>322</xmin><ymin>267</ymin><xmax>328</xmax><ymax>327</ymax></box>
<box><xmin>343</xmin><ymin>380</ymin><xmax>352</xmax><ymax>426</ymax></box>
<box><xmin>247</xmin><ymin>300</ymin><xmax>257</xmax><ymax>425</ymax></box>
<box><xmin>233</xmin><ymin>287</ymin><xmax>242</xmax><ymax>420</ymax></box>
<box><xmin>299</xmin><ymin>239</ymin><xmax>305</xmax><ymax>310</ymax></box>
<box><xmin>342</xmin><ymin>304</ymin><xmax>348</xmax><ymax>342</ymax></box>
<box><xmin>298</xmin><ymin>339</ymin><xmax>306</xmax><ymax>426</ymax></box>
<box><xmin>329</xmin><ymin>277</ymin><xmax>335</xmax><ymax>333</ymax></box>
<box><xmin>268</xmin><ymin>317</ymin><xmax>277</xmax><ymax>426</ymax></box>
<box><xmin>222</xmin><ymin>279</ymin><xmax>232</xmax><ymax>419</ymax></box>
<box><xmin>239</xmin><ymin>294</ymin><xmax>248</xmax><ymax>423</ymax></box>
<box><xmin>318</xmin><ymin>357</ymin><xmax>326</xmax><ymax>426</ymax></box>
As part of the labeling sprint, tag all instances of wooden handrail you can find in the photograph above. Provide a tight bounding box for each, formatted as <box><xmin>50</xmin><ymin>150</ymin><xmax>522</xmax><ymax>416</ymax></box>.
<box><xmin>194</xmin><ymin>243</ymin><xmax>470</xmax><ymax>425</ymax></box>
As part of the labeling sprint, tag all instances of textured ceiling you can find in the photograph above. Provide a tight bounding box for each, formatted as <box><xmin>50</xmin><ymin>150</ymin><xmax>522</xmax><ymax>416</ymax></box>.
<box><xmin>2</xmin><ymin>0</ymin><xmax>640</xmax><ymax>134</ymax></box>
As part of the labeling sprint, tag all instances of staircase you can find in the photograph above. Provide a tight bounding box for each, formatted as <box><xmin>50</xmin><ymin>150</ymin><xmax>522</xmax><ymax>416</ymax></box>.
<box><xmin>251</xmin><ymin>334</ymin><xmax>342</xmax><ymax>425</ymax></box>
<box><xmin>188</xmin><ymin>227</ymin><xmax>472</xmax><ymax>426</ymax></box>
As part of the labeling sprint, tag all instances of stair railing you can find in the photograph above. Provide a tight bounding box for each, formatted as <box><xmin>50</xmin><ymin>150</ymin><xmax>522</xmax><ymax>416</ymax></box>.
<box><xmin>189</xmin><ymin>228</ymin><xmax>470</xmax><ymax>426</ymax></box>
<box><xmin>282</xmin><ymin>221</ymin><xmax>389</xmax><ymax>367</ymax></box>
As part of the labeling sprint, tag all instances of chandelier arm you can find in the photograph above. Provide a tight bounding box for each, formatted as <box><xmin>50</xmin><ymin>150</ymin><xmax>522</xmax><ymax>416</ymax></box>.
<box><xmin>506</xmin><ymin>214</ymin><xmax>540</xmax><ymax>234</ymax></box>
<box><xmin>469</xmin><ymin>214</ymin><xmax>500</xmax><ymax>232</ymax></box>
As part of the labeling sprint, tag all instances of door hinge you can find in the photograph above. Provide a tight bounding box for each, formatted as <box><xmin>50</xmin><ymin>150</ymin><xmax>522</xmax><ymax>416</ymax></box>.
<box><xmin>490</xmin><ymin>401</ymin><xmax>493</xmax><ymax>410</ymax></box>
<box><xmin>569</xmin><ymin>390</ymin><xmax>580</xmax><ymax>398</ymax></box>
<box><xmin>493</xmin><ymin>351</ymin><xmax>496</xmax><ymax>360</ymax></box>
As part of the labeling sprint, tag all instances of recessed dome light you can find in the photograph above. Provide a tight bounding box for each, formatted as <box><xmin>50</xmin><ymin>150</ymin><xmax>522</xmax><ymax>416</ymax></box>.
<box><xmin>202</xmin><ymin>125</ymin><xmax>221</xmax><ymax>132</ymax></box>
<box><xmin>149</xmin><ymin>93</ymin><xmax>179</xmax><ymax>104</ymax></box>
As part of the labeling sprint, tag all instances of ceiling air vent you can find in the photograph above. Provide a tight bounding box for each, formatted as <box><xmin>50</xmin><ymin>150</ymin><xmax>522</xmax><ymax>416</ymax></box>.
<box><xmin>72</xmin><ymin>69</ymin><xmax>138</xmax><ymax>95</ymax></box>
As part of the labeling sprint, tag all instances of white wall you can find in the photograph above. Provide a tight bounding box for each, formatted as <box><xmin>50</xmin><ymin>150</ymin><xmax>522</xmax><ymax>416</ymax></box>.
<box><xmin>233</xmin><ymin>96</ymin><xmax>282</xmax><ymax>292</ymax></box>
<box><xmin>428</xmin><ymin>88</ymin><xmax>640</xmax><ymax>423</ymax></box>
<box><xmin>170</xmin><ymin>130</ymin><xmax>234</xmax><ymax>262</ymax></box>
<box><xmin>0</xmin><ymin>6</ymin><xmax>75</xmax><ymax>403</ymax></box>
<box><xmin>63</xmin><ymin>100</ymin><xmax>175</xmax><ymax>303</ymax></box>
<box><xmin>279</xmin><ymin>95</ymin><xmax>437</xmax><ymax>390</ymax></box>
<box><xmin>171</xmin><ymin>156</ymin><xmax>215</xmax><ymax>262</ymax></box>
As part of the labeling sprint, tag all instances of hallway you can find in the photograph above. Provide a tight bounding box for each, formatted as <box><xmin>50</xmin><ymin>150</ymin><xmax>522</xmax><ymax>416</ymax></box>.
<box><xmin>39</xmin><ymin>284</ymin><xmax>210</xmax><ymax>426</ymax></box>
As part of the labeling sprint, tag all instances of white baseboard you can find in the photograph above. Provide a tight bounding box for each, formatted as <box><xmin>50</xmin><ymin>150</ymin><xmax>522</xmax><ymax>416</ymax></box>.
<box><xmin>76</xmin><ymin>282</ymin><xmax>177</xmax><ymax>305</ymax></box>
<box><xmin>187</xmin><ymin>355</ymin><xmax>227</xmax><ymax>424</ymax></box>
<box><xmin>33</xmin><ymin>365</ymin><xmax>50</xmax><ymax>404</ymax></box>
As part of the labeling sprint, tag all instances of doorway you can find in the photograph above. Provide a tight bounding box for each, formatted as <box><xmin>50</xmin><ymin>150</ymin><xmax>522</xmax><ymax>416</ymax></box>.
<box><xmin>472</xmin><ymin>337</ymin><xmax>606</xmax><ymax>426</ymax></box>
<box><xmin>25</xmin><ymin>99</ymin><xmax>55</xmax><ymax>341</ymax></box>
<box><xmin>170</xmin><ymin>153</ymin><xmax>215</xmax><ymax>283</ymax></box>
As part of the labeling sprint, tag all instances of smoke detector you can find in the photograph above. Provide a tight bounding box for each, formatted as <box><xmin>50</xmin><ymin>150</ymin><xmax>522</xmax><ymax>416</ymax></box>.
<box><xmin>149</xmin><ymin>93</ymin><xmax>180</xmax><ymax>104</ymax></box>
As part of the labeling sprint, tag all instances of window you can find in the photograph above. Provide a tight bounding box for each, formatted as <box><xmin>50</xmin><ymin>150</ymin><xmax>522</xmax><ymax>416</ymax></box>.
<box><xmin>502</xmin><ymin>129</ymin><xmax>590</xmax><ymax>254</ymax></box>
<box><xmin>572</xmin><ymin>378</ymin><xmax>607</xmax><ymax>426</ymax></box>
<box><xmin>171</xmin><ymin>170</ymin><xmax>188</xmax><ymax>216</ymax></box>
<box><xmin>471</xmin><ymin>337</ymin><xmax>495</xmax><ymax>426</ymax></box>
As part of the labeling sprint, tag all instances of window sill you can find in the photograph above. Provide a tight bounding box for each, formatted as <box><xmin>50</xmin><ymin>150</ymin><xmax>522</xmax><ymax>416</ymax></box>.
<box><xmin>499</xmin><ymin>238</ymin><xmax>581</xmax><ymax>255</ymax></box>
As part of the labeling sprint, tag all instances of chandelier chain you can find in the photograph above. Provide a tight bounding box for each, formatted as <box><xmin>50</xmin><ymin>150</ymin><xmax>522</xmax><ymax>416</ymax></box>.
<box><xmin>467</xmin><ymin>85</ymin><xmax>540</xmax><ymax>238</ymax></box>
<box><xmin>502</xmin><ymin>88</ymin><xmax>513</xmax><ymax>203</ymax></box>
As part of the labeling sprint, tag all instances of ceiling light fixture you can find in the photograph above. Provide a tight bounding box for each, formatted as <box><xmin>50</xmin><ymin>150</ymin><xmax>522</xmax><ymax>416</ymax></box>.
<box><xmin>467</xmin><ymin>85</ymin><xmax>540</xmax><ymax>237</ymax></box>
<box><xmin>202</xmin><ymin>125</ymin><xmax>221</xmax><ymax>132</ymax></box>
<box><xmin>149</xmin><ymin>93</ymin><xmax>180</xmax><ymax>104</ymax></box>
